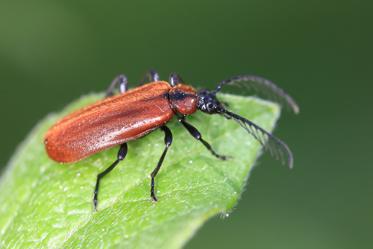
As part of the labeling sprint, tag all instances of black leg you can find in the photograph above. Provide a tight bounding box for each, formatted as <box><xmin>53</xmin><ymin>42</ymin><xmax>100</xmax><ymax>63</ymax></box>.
<box><xmin>106</xmin><ymin>74</ymin><xmax>128</xmax><ymax>97</ymax></box>
<box><xmin>142</xmin><ymin>69</ymin><xmax>160</xmax><ymax>83</ymax></box>
<box><xmin>169</xmin><ymin>73</ymin><xmax>184</xmax><ymax>87</ymax></box>
<box><xmin>178</xmin><ymin>117</ymin><xmax>228</xmax><ymax>160</ymax></box>
<box><xmin>150</xmin><ymin>126</ymin><xmax>173</xmax><ymax>201</ymax></box>
<box><xmin>93</xmin><ymin>143</ymin><xmax>128</xmax><ymax>211</ymax></box>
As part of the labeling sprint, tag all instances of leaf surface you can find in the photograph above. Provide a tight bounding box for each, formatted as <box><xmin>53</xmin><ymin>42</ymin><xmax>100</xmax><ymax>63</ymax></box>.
<box><xmin>0</xmin><ymin>93</ymin><xmax>280</xmax><ymax>249</ymax></box>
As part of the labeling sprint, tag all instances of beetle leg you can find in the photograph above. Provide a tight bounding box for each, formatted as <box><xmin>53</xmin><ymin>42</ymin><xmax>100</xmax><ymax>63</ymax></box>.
<box><xmin>169</xmin><ymin>73</ymin><xmax>184</xmax><ymax>87</ymax></box>
<box><xmin>178</xmin><ymin>117</ymin><xmax>228</xmax><ymax>160</ymax></box>
<box><xmin>105</xmin><ymin>74</ymin><xmax>128</xmax><ymax>97</ymax></box>
<box><xmin>142</xmin><ymin>69</ymin><xmax>160</xmax><ymax>83</ymax></box>
<box><xmin>93</xmin><ymin>143</ymin><xmax>128</xmax><ymax>211</ymax></box>
<box><xmin>150</xmin><ymin>126</ymin><xmax>173</xmax><ymax>202</ymax></box>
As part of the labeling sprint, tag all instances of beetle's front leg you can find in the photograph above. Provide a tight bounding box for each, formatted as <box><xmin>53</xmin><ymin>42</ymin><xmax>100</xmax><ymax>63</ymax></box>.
<box><xmin>178</xmin><ymin>116</ymin><xmax>228</xmax><ymax>160</ymax></box>
<box><xmin>169</xmin><ymin>73</ymin><xmax>185</xmax><ymax>86</ymax></box>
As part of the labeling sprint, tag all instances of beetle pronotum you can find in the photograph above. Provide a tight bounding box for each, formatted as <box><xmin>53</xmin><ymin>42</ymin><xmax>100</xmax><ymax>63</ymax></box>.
<box><xmin>44</xmin><ymin>70</ymin><xmax>299</xmax><ymax>210</ymax></box>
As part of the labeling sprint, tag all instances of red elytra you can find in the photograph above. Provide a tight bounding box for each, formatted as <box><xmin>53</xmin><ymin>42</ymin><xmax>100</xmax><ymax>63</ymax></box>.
<box><xmin>44</xmin><ymin>81</ymin><xmax>197</xmax><ymax>163</ymax></box>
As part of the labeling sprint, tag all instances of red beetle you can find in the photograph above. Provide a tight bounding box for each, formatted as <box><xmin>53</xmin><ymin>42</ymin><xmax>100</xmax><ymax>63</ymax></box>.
<box><xmin>44</xmin><ymin>70</ymin><xmax>299</xmax><ymax>210</ymax></box>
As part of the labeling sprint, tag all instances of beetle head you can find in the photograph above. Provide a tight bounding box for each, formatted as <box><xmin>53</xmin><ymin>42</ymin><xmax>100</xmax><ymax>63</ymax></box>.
<box><xmin>197</xmin><ymin>90</ymin><xmax>225</xmax><ymax>114</ymax></box>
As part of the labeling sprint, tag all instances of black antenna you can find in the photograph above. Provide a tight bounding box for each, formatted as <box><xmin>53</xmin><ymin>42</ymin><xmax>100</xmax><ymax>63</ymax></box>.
<box><xmin>215</xmin><ymin>75</ymin><xmax>299</xmax><ymax>114</ymax></box>
<box><xmin>221</xmin><ymin>109</ymin><xmax>294</xmax><ymax>169</ymax></box>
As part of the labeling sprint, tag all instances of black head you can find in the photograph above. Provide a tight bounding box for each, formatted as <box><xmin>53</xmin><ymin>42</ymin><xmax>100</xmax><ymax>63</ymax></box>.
<box><xmin>197</xmin><ymin>90</ymin><xmax>225</xmax><ymax>114</ymax></box>
<box><xmin>197</xmin><ymin>88</ymin><xmax>294</xmax><ymax>169</ymax></box>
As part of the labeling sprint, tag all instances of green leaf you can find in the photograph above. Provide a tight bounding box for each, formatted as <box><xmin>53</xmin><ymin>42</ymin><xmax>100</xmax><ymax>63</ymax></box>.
<box><xmin>0</xmin><ymin>93</ymin><xmax>280</xmax><ymax>249</ymax></box>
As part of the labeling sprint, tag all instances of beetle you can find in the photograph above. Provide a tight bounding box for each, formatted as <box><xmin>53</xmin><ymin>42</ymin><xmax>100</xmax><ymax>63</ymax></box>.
<box><xmin>44</xmin><ymin>70</ymin><xmax>299</xmax><ymax>210</ymax></box>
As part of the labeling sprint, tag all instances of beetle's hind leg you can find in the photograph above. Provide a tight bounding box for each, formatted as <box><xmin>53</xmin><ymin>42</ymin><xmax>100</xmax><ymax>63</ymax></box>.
<box><xmin>150</xmin><ymin>126</ymin><xmax>173</xmax><ymax>201</ymax></box>
<box><xmin>142</xmin><ymin>69</ymin><xmax>160</xmax><ymax>83</ymax></box>
<box><xmin>93</xmin><ymin>143</ymin><xmax>128</xmax><ymax>211</ymax></box>
<box><xmin>178</xmin><ymin>117</ymin><xmax>229</xmax><ymax>160</ymax></box>
<box><xmin>105</xmin><ymin>74</ymin><xmax>128</xmax><ymax>97</ymax></box>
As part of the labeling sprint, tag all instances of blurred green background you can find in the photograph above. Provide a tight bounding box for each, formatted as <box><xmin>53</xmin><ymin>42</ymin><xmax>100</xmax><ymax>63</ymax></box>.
<box><xmin>0</xmin><ymin>1</ymin><xmax>371</xmax><ymax>248</ymax></box>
